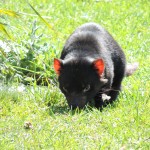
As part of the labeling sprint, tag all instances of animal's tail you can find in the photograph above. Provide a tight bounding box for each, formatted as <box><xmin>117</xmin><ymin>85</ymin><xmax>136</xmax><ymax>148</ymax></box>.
<box><xmin>125</xmin><ymin>62</ymin><xmax>139</xmax><ymax>77</ymax></box>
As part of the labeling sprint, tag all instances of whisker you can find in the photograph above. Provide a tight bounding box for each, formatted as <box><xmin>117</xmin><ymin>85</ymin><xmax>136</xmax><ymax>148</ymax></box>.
<box><xmin>99</xmin><ymin>88</ymin><xmax>120</xmax><ymax>93</ymax></box>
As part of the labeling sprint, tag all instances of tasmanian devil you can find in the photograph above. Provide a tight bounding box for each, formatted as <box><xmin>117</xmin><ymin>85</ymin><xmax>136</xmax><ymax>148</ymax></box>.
<box><xmin>54</xmin><ymin>22</ymin><xmax>138</xmax><ymax>109</ymax></box>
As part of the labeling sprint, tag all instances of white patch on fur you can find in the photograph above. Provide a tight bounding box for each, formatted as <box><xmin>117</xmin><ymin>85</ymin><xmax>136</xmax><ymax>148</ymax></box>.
<box><xmin>102</xmin><ymin>93</ymin><xmax>111</xmax><ymax>101</ymax></box>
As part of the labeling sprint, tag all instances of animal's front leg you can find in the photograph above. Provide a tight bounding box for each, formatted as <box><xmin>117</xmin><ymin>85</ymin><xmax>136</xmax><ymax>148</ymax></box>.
<box><xmin>94</xmin><ymin>93</ymin><xmax>106</xmax><ymax>109</ymax></box>
<box><xmin>94</xmin><ymin>86</ymin><xmax>121</xmax><ymax>109</ymax></box>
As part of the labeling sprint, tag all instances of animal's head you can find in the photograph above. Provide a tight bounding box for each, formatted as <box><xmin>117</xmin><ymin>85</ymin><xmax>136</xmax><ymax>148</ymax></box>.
<box><xmin>54</xmin><ymin>57</ymin><xmax>107</xmax><ymax>109</ymax></box>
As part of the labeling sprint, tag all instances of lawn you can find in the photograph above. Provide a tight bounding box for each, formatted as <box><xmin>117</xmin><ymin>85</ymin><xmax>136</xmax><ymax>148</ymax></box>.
<box><xmin>0</xmin><ymin>0</ymin><xmax>150</xmax><ymax>149</ymax></box>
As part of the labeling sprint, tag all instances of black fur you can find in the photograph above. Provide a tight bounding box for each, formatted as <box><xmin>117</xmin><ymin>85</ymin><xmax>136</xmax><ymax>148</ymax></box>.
<box><xmin>56</xmin><ymin>23</ymin><xmax>126</xmax><ymax>109</ymax></box>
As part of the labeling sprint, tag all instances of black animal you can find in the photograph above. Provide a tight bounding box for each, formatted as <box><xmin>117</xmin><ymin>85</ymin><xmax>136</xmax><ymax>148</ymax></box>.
<box><xmin>54</xmin><ymin>23</ymin><xmax>138</xmax><ymax>109</ymax></box>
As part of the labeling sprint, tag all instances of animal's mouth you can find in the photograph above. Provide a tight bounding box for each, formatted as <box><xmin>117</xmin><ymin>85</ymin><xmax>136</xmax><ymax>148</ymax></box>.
<box><xmin>68</xmin><ymin>101</ymin><xmax>89</xmax><ymax>109</ymax></box>
<box><xmin>68</xmin><ymin>100</ymin><xmax>93</xmax><ymax>109</ymax></box>
<box><xmin>69</xmin><ymin>103</ymin><xmax>86</xmax><ymax>109</ymax></box>
<box><xmin>69</xmin><ymin>105</ymin><xmax>83</xmax><ymax>110</ymax></box>
<box><xmin>66</xmin><ymin>96</ymin><xmax>88</xmax><ymax>109</ymax></box>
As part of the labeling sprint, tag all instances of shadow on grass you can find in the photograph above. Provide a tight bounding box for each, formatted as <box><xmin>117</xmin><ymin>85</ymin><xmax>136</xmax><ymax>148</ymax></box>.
<box><xmin>47</xmin><ymin>99</ymin><xmax>120</xmax><ymax>116</ymax></box>
<box><xmin>48</xmin><ymin>105</ymin><xmax>93</xmax><ymax>115</ymax></box>
<box><xmin>49</xmin><ymin>105</ymin><xmax>69</xmax><ymax>115</ymax></box>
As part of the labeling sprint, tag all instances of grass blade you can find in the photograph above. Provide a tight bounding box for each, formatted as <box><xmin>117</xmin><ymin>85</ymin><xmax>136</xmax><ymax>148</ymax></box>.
<box><xmin>27</xmin><ymin>2</ymin><xmax>53</xmax><ymax>30</ymax></box>
<box><xmin>0</xmin><ymin>9</ymin><xmax>19</xmax><ymax>17</ymax></box>
<box><xmin>0</xmin><ymin>23</ymin><xmax>11</xmax><ymax>39</ymax></box>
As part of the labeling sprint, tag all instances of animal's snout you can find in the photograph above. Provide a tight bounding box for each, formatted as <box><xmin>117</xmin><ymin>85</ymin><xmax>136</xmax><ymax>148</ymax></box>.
<box><xmin>67</xmin><ymin>96</ymin><xmax>87</xmax><ymax>109</ymax></box>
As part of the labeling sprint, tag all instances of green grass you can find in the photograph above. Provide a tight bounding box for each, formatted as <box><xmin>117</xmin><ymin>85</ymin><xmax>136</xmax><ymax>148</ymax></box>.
<box><xmin>0</xmin><ymin>0</ymin><xmax>150</xmax><ymax>149</ymax></box>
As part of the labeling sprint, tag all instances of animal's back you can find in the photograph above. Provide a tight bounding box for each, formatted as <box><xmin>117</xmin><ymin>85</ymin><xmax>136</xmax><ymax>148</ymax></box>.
<box><xmin>61</xmin><ymin>22</ymin><xmax>126</xmax><ymax>84</ymax></box>
<box><xmin>75</xmin><ymin>22</ymin><xmax>126</xmax><ymax>81</ymax></box>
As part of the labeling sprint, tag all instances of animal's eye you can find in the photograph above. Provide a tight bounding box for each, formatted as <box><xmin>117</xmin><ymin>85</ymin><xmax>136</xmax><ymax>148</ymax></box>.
<box><xmin>83</xmin><ymin>85</ymin><xmax>90</xmax><ymax>93</ymax></box>
<box><xmin>63</xmin><ymin>87</ymin><xmax>68</xmax><ymax>92</ymax></box>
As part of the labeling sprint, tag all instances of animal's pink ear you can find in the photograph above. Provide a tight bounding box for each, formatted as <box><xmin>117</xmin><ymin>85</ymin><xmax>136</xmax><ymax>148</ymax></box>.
<box><xmin>93</xmin><ymin>59</ymin><xmax>105</xmax><ymax>76</ymax></box>
<box><xmin>54</xmin><ymin>58</ymin><xmax>62</xmax><ymax>75</ymax></box>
